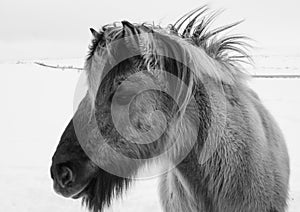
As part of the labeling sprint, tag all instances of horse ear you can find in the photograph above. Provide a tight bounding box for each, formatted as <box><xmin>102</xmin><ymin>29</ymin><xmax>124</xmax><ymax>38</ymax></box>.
<box><xmin>90</xmin><ymin>28</ymin><xmax>100</xmax><ymax>38</ymax></box>
<box><xmin>121</xmin><ymin>21</ymin><xmax>138</xmax><ymax>36</ymax></box>
<box><xmin>121</xmin><ymin>21</ymin><xmax>140</xmax><ymax>51</ymax></box>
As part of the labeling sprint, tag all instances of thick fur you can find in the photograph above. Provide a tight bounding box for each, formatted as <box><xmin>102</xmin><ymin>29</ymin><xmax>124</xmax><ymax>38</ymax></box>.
<box><xmin>51</xmin><ymin>6</ymin><xmax>289</xmax><ymax>212</ymax></box>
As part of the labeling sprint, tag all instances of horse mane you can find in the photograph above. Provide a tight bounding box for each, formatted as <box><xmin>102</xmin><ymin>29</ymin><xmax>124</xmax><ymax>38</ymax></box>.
<box><xmin>86</xmin><ymin>6</ymin><xmax>251</xmax><ymax>80</ymax></box>
<box><xmin>170</xmin><ymin>6</ymin><xmax>252</xmax><ymax>66</ymax></box>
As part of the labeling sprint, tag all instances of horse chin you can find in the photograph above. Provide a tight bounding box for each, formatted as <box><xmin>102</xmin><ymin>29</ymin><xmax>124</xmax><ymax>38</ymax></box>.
<box><xmin>68</xmin><ymin>175</ymin><xmax>98</xmax><ymax>199</ymax></box>
<box><xmin>71</xmin><ymin>181</ymin><xmax>91</xmax><ymax>199</ymax></box>
<box><xmin>52</xmin><ymin>179</ymin><xmax>89</xmax><ymax>199</ymax></box>
<box><xmin>71</xmin><ymin>175</ymin><xmax>99</xmax><ymax>200</ymax></box>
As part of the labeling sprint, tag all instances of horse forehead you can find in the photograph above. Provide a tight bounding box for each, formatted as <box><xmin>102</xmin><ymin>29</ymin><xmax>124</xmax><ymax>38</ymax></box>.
<box><xmin>53</xmin><ymin>129</ymin><xmax>86</xmax><ymax>162</ymax></box>
<box><xmin>59</xmin><ymin>119</ymin><xmax>76</xmax><ymax>140</ymax></box>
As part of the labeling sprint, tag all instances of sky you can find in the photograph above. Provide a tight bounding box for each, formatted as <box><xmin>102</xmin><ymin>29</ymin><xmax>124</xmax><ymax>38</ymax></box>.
<box><xmin>1</xmin><ymin>0</ymin><xmax>300</xmax><ymax>60</ymax></box>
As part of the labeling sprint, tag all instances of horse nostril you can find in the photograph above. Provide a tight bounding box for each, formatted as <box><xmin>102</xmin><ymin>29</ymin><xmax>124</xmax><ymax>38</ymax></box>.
<box><xmin>57</xmin><ymin>166</ymin><xmax>75</xmax><ymax>188</ymax></box>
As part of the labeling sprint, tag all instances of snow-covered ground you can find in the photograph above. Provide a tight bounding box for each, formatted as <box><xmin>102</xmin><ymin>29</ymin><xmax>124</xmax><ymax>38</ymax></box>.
<box><xmin>0</xmin><ymin>52</ymin><xmax>299</xmax><ymax>211</ymax></box>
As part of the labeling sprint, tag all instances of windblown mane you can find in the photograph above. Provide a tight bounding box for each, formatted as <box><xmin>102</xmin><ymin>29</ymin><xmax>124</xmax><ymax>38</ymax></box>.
<box><xmin>88</xmin><ymin>7</ymin><xmax>251</xmax><ymax>69</ymax></box>
<box><xmin>81</xmin><ymin>6</ymin><xmax>253</xmax><ymax>212</ymax></box>
<box><xmin>88</xmin><ymin>7</ymin><xmax>251</xmax><ymax>62</ymax></box>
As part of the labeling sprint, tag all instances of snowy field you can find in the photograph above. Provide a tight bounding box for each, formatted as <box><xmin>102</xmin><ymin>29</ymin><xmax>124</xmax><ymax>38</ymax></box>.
<box><xmin>1</xmin><ymin>52</ymin><xmax>300</xmax><ymax>211</ymax></box>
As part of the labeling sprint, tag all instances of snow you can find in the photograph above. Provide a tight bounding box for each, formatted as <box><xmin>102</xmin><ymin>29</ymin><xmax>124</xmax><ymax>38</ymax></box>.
<box><xmin>0</xmin><ymin>53</ymin><xmax>299</xmax><ymax>211</ymax></box>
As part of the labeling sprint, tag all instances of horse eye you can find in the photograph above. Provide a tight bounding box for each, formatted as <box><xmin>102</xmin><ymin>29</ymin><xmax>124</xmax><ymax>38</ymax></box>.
<box><xmin>113</xmin><ymin>91</ymin><xmax>136</xmax><ymax>105</ymax></box>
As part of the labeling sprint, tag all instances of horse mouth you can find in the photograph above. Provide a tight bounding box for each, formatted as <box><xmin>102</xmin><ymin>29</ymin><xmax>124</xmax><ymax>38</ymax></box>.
<box><xmin>71</xmin><ymin>181</ymin><xmax>92</xmax><ymax>199</ymax></box>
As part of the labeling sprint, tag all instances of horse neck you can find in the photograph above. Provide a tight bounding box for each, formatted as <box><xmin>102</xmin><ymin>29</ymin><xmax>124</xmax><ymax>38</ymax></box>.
<box><xmin>159</xmin><ymin>76</ymin><xmax>232</xmax><ymax>211</ymax></box>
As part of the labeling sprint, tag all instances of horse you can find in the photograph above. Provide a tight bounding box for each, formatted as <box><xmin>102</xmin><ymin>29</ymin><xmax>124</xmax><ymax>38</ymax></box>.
<box><xmin>50</xmin><ymin>6</ymin><xmax>290</xmax><ymax>212</ymax></box>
